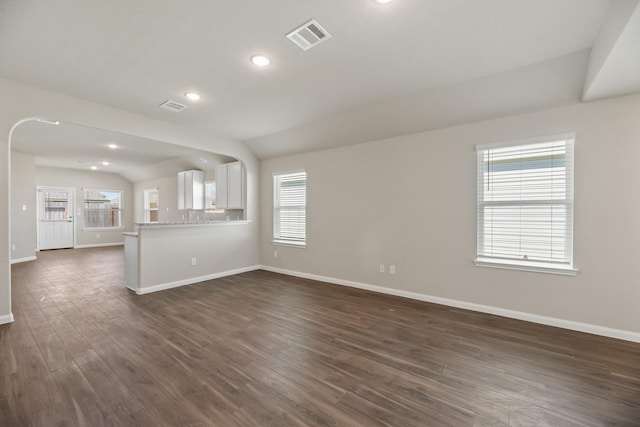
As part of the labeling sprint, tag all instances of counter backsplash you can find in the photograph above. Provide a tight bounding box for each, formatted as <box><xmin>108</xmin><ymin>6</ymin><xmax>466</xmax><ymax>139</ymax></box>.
<box><xmin>186</xmin><ymin>209</ymin><xmax>244</xmax><ymax>222</ymax></box>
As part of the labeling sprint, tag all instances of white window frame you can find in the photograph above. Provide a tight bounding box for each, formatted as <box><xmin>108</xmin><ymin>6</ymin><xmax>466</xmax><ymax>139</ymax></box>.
<box><xmin>273</xmin><ymin>170</ymin><xmax>307</xmax><ymax>247</ymax></box>
<box><xmin>475</xmin><ymin>133</ymin><xmax>577</xmax><ymax>276</ymax></box>
<box><xmin>82</xmin><ymin>188</ymin><xmax>124</xmax><ymax>230</ymax></box>
<box><xmin>143</xmin><ymin>187</ymin><xmax>159</xmax><ymax>223</ymax></box>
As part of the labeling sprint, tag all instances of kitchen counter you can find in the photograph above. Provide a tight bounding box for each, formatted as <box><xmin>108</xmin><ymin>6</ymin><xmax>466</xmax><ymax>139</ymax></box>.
<box><xmin>124</xmin><ymin>219</ymin><xmax>254</xmax><ymax>295</ymax></box>
<box><xmin>123</xmin><ymin>232</ymin><xmax>139</xmax><ymax>291</ymax></box>
<box><xmin>135</xmin><ymin>220</ymin><xmax>251</xmax><ymax>229</ymax></box>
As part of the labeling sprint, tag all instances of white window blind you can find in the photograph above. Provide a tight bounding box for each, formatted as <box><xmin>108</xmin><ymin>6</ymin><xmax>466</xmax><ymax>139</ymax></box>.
<box><xmin>476</xmin><ymin>137</ymin><xmax>574</xmax><ymax>269</ymax></box>
<box><xmin>273</xmin><ymin>171</ymin><xmax>306</xmax><ymax>245</ymax></box>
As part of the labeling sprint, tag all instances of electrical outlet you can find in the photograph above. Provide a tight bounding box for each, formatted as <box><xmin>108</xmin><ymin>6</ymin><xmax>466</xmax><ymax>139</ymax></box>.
<box><xmin>96</xmin><ymin>234</ymin><xmax>100</xmax><ymax>238</ymax></box>
<box><xmin>389</xmin><ymin>265</ymin><xmax>396</xmax><ymax>275</ymax></box>
<box><xmin>11</xmin><ymin>244</ymin><xmax>16</xmax><ymax>252</ymax></box>
<box><xmin>379</xmin><ymin>264</ymin><xmax>385</xmax><ymax>273</ymax></box>
<box><xmin>22</xmin><ymin>205</ymin><xmax>27</xmax><ymax>211</ymax></box>
<box><xmin>191</xmin><ymin>257</ymin><xmax>197</xmax><ymax>266</ymax></box>
<box><xmin>274</xmin><ymin>250</ymin><xmax>278</xmax><ymax>258</ymax></box>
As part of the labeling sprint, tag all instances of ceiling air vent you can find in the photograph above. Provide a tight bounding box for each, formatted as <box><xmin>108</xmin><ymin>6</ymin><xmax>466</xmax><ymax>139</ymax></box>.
<box><xmin>159</xmin><ymin>100</ymin><xmax>187</xmax><ymax>112</ymax></box>
<box><xmin>286</xmin><ymin>19</ymin><xmax>331</xmax><ymax>51</ymax></box>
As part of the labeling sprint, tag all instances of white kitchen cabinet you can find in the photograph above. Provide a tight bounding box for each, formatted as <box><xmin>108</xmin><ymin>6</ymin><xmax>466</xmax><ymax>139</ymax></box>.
<box><xmin>178</xmin><ymin>170</ymin><xmax>204</xmax><ymax>210</ymax></box>
<box><xmin>215</xmin><ymin>161</ymin><xmax>244</xmax><ymax>209</ymax></box>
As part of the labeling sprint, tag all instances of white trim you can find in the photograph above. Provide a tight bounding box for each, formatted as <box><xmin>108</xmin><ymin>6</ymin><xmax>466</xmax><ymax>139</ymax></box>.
<box><xmin>10</xmin><ymin>256</ymin><xmax>37</xmax><ymax>264</ymax></box>
<box><xmin>272</xmin><ymin>168</ymin><xmax>306</xmax><ymax>177</ymax></box>
<box><xmin>272</xmin><ymin>240</ymin><xmax>306</xmax><ymax>248</ymax></box>
<box><xmin>474</xmin><ymin>258</ymin><xmax>578</xmax><ymax>276</ymax></box>
<box><xmin>0</xmin><ymin>313</ymin><xmax>15</xmax><ymax>325</ymax></box>
<box><xmin>476</xmin><ymin>131</ymin><xmax>576</xmax><ymax>151</ymax></box>
<box><xmin>74</xmin><ymin>242</ymin><xmax>124</xmax><ymax>249</ymax></box>
<box><xmin>476</xmin><ymin>138</ymin><xmax>575</xmax><ymax>268</ymax></box>
<box><xmin>136</xmin><ymin>265</ymin><xmax>261</xmax><ymax>295</ymax></box>
<box><xmin>259</xmin><ymin>265</ymin><xmax>640</xmax><ymax>344</ymax></box>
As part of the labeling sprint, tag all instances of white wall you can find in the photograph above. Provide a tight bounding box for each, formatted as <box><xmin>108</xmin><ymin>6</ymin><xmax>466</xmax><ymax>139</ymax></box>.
<box><xmin>133</xmin><ymin>169</ymin><xmax>220</xmax><ymax>224</ymax></box>
<box><xmin>0</xmin><ymin>78</ymin><xmax>260</xmax><ymax>323</ymax></box>
<box><xmin>36</xmin><ymin>166</ymin><xmax>134</xmax><ymax>247</ymax></box>
<box><xmin>247</xmin><ymin>51</ymin><xmax>589</xmax><ymax>159</ymax></box>
<box><xmin>136</xmin><ymin>223</ymin><xmax>256</xmax><ymax>293</ymax></box>
<box><xmin>134</xmin><ymin>176</ymin><xmax>179</xmax><ymax>224</ymax></box>
<box><xmin>10</xmin><ymin>151</ymin><xmax>37</xmax><ymax>262</ymax></box>
<box><xmin>260</xmin><ymin>93</ymin><xmax>640</xmax><ymax>337</ymax></box>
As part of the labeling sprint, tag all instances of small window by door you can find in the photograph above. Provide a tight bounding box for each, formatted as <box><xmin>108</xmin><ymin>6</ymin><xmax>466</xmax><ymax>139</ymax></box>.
<box><xmin>144</xmin><ymin>188</ymin><xmax>159</xmax><ymax>223</ymax></box>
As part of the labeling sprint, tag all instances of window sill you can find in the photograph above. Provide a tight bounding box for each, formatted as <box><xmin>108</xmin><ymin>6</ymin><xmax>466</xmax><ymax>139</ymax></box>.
<box><xmin>474</xmin><ymin>257</ymin><xmax>578</xmax><ymax>276</ymax></box>
<box><xmin>272</xmin><ymin>240</ymin><xmax>306</xmax><ymax>248</ymax></box>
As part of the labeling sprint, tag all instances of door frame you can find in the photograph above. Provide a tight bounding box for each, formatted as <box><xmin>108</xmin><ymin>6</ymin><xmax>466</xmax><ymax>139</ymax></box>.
<box><xmin>36</xmin><ymin>185</ymin><xmax>76</xmax><ymax>250</ymax></box>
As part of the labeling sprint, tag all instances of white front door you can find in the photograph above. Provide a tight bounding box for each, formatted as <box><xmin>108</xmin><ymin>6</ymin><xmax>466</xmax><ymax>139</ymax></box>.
<box><xmin>37</xmin><ymin>186</ymin><xmax>74</xmax><ymax>250</ymax></box>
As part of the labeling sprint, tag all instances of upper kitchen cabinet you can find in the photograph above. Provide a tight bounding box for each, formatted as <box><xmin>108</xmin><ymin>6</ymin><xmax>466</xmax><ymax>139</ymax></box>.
<box><xmin>215</xmin><ymin>161</ymin><xmax>244</xmax><ymax>209</ymax></box>
<box><xmin>178</xmin><ymin>170</ymin><xmax>204</xmax><ymax>210</ymax></box>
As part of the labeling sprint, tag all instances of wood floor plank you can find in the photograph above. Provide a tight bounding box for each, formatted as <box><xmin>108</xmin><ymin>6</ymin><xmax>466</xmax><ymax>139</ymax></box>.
<box><xmin>72</xmin><ymin>349</ymin><xmax>146</xmax><ymax>423</ymax></box>
<box><xmin>3</xmin><ymin>247</ymin><xmax>640</xmax><ymax>426</ymax></box>
<box><xmin>48</xmin><ymin>361</ymin><xmax>116</xmax><ymax>426</ymax></box>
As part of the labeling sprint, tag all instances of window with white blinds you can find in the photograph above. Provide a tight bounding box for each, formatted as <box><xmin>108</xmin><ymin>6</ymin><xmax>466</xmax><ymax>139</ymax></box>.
<box><xmin>476</xmin><ymin>135</ymin><xmax>575</xmax><ymax>273</ymax></box>
<box><xmin>273</xmin><ymin>171</ymin><xmax>306</xmax><ymax>246</ymax></box>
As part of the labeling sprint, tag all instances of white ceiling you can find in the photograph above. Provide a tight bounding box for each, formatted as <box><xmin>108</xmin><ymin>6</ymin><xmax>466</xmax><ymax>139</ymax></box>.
<box><xmin>583</xmin><ymin>0</ymin><xmax>640</xmax><ymax>101</ymax></box>
<box><xmin>11</xmin><ymin>120</ymin><xmax>235</xmax><ymax>182</ymax></box>
<box><xmin>2</xmin><ymin>0</ymin><xmax>638</xmax><ymax>161</ymax></box>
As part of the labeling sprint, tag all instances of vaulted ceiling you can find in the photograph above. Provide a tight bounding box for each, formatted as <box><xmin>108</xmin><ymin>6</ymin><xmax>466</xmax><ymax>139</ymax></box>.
<box><xmin>2</xmin><ymin>0</ymin><xmax>639</xmax><ymax>162</ymax></box>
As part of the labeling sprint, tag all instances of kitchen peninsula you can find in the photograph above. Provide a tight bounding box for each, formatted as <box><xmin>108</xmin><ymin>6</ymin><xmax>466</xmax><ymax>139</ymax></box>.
<box><xmin>123</xmin><ymin>220</ymin><xmax>255</xmax><ymax>294</ymax></box>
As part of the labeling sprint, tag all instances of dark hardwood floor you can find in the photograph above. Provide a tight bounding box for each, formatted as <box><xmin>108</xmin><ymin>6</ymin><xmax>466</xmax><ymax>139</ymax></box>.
<box><xmin>2</xmin><ymin>247</ymin><xmax>639</xmax><ymax>426</ymax></box>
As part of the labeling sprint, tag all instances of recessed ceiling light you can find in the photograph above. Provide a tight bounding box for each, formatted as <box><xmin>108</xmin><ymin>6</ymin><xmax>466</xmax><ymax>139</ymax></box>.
<box><xmin>373</xmin><ymin>0</ymin><xmax>394</xmax><ymax>4</ymax></box>
<box><xmin>102</xmin><ymin>161</ymin><xmax>110</xmax><ymax>166</ymax></box>
<box><xmin>185</xmin><ymin>92</ymin><xmax>202</xmax><ymax>101</ymax></box>
<box><xmin>90</xmin><ymin>166</ymin><xmax>98</xmax><ymax>170</ymax></box>
<box><xmin>107</xmin><ymin>143</ymin><xmax>118</xmax><ymax>149</ymax></box>
<box><xmin>250</xmin><ymin>54</ymin><xmax>271</xmax><ymax>67</ymax></box>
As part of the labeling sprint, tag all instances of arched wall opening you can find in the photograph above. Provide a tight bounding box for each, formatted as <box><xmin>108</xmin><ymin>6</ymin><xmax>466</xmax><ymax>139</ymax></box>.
<box><xmin>2</xmin><ymin>81</ymin><xmax>260</xmax><ymax>323</ymax></box>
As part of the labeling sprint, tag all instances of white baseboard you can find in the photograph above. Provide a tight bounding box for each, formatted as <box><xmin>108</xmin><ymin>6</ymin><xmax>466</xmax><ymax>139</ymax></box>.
<box><xmin>259</xmin><ymin>265</ymin><xmax>640</xmax><ymax>344</ymax></box>
<box><xmin>0</xmin><ymin>313</ymin><xmax>15</xmax><ymax>325</ymax></box>
<box><xmin>10</xmin><ymin>256</ymin><xmax>37</xmax><ymax>264</ymax></box>
<box><xmin>74</xmin><ymin>242</ymin><xmax>124</xmax><ymax>249</ymax></box>
<box><xmin>136</xmin><ymin>265</ymin><xmax>261</xmax><ymax>295</ymax></box>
